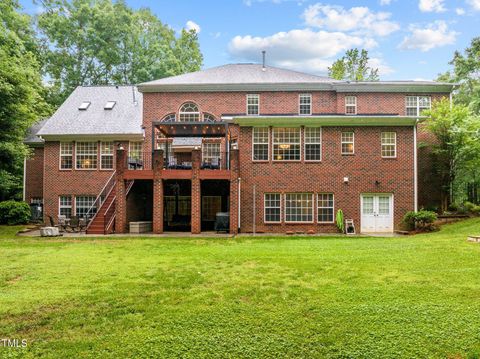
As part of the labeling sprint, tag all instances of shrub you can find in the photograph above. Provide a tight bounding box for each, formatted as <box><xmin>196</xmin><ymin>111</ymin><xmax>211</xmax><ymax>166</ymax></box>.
<box><xmin>464</xmin><ymin>201</ymin><xmax>476</xmax><ymax>212</ymax></box>
<box><xmin>447</xmin><ymin>203</ymin><xmax>459</xmax><ymax>212</ymax></box>
<box><xmin>402</xmin><ymin>210</ymin><xmax>438</xmax><ymax>232</ymax></box>
<box><xmin>0</xmin><ymin>201</ymin><xmax>31</xmax><ymax>225</ymax></box>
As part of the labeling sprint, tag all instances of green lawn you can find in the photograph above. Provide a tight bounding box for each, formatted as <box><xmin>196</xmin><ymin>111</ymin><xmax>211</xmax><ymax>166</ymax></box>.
<box><xmin>1</xmin><ymin>221</ymin><xmax>480</xmax><ymax>358</ymax></box>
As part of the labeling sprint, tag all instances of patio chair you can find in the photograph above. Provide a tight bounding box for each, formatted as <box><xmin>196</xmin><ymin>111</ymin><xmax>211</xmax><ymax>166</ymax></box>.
<box><xmin>211</xmin><ymin>157</ymin><xmax>220</xmax><ymax>169</ymax></box>
<box><xmin>57</xmin><ymin>215</ymin><xmax>68</xmax><ymax>232</ymax></box>
<box><xmin>67</xmin><ymin>216</ymin><xmax>80</xmax><ymax>232</ymax></box>
<box><xmin>78</xmin><ymin>217</ymin><xmax>87</xmax><ymax>231</ymax></box>
<box><xmin>168</xmin><ymin>156</ymin><xmax>177</xmax><ymax>169</ymax></box>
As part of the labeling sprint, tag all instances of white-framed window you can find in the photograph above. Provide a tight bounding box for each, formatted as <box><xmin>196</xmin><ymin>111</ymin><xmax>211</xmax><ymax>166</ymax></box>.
<box><xmin>202</xmin><ymin>196</ymin><xmax>222</xmax><ymax>221</ymax></box>
<box><xmin>59</xmin><ymin>196</ymin><xmax>72</xmax><ymax>218</ymax></box>
<box><xmin>60</xmin><ymin>142</ymin><xmax>73</xmax><ymax>169</ymax></box>
<box><xmin>203</xmin><ymin>113</ymin><xmax>216</xmax><ymax>122</ymax></box>
<box><xmin>341</xmin><ymin>131</ymin><xmax>355</xmax><ymax>155</ymax></box>
<box><xmin>75</xmin><ymin>142</ymin><xmax>97</xmax><ymax>169</ymax></box>
<box><xmin>100</xmin><ymin>142</ymin><xmax>114</xmax><ymax>170</ymax></box>
<box><xmin>264</xmin><ymin>193</ymin><xmax>281</xmax><ymax>223</ymax></box>
<box><xmin>406</xmin><ymin>96</ymin><xmax>431</xmax><ymax>116</ymax></box>
<box><xmin>317</xmin><ymin>193</ymin><xmax>334</xmax><ymax>223</ymax></box>
<box><xmin>285</xmin><ymin>193</ymin><xmax>313</xmax><ymax>223</ymax></box>
<box><xmin>252</xmin><ymin>127</ymin><xmax>269</xmax><ymax>161</ymax></box>
<box><xmin>75</xmin><ymin>196</ymin><xmax>96</xmax><ymax>218</ymax></box>
<box><xmin>246</xmin><ymin>94</ymin><xmax>259</xmax><ymax>115</ymax></box>
<box><xmin>179</xmin><ymin>102</ymin><xmax>200</xmax><ymax>121</ymax></box>
<box><xmin>345</xmin><ymin>96</ymin><xmax>357</xmax><ymax>115</ymax></box>
<box><xmin>161</xmin><ymin>113</ymin><xmax>176</xmax><ymax>122</ymax></box>
<box><xmin>129</xmin><ymin>141</ymin><xmax>142</xmax><ymax>161</ymax></box>
<box><xmin>299</xmin><ymin>94</ymin><xmax>312</xmax><ymax>115</ymax></box>
<box><xmin>272</xmin><ymin>128</ymin><xmax>301</xmax><ymax>161</ymax></box>
<box><xmin>381</xmin><ymin>132</ymin><xmax>397</xmax><ymax>158</ymax></box>
<box><xmin>202</xmin><ymin>142</ymin><xmax>221</xmax><ymax>166</ymax></box>
<box><xmin>304</xmin><ymin>127</ymin><xmax>322</xmax><ymax>161</ymax></box>
<box><xmin>31</xmin><ymin>197</ymin><xmax>43</xmax><ymax>205</ymax></box>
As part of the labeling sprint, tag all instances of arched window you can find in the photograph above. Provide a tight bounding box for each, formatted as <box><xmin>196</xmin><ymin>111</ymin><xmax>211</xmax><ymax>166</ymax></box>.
<box><xmin>179</xmin><ymin>102</ymin><xmax>200</xmax><ymax>122</ymax></box>
<box><xmin>161</xmin><ymin>113</ymin><xmax>176</xmax><ymax>122</ymax></box>
<box><xmin>203</xmin><ymin>113</ymin><xmax>216</xmax><ymax>122</ymax></box>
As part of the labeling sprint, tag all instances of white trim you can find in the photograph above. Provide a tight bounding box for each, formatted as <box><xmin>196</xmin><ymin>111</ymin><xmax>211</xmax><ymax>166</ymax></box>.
<box><xmin>251</xmin><ymin>127</ymin><xmax>270</xmax><ymax>162</ymax></box>
<box><xmin>317</xmin><ymin>193</ymin><xmax>335</xmax><ymax>223</ymax></box>
<box><xmin>345</xmin><ymin>95</ymin><xmax>357</xmax><ymax>115</ymax></box>
<box><xmin>360</xmin><ymin>193</ymin><xmax>394</xmax><ymax>233</ymax></box>
<box><xmin>246</xmin><ymin>94</ymin><xmax>260</xmax><ymax>116</ymax></box>
<box><xmin>284</xmin><ymin>193</ymin><xmax>314</xmax><ymax>223</ymax></box>
<box><xmin>414</xmin><ymin>123</ymin><xmax>418</xmax><ymax>212</ymax></box>
<box><xmin>381</xmin><ymin>131</ymin><xmax>397</xmax><ymax>158</ymax></box>
<box><xmin>272</xmin><ymin>127</ymin><xmax>301</xmax><ymax>162</ymax></box>
<box><xmin>75</xmin><ymin>141</ymin><xmax>98</xmax><ymax>170</ymax></box>
<box><xmin>341</xmin><ymin>131</ymin><xmax>355</xmax><ymax>155</ymax></box>
<box><xmin>264</xmin><ymin>193</ymin><xmax>282</xmax><ymax>223</ymax></box>
<box><xmin>405</xmin><ymin>95</ymin><xmax>431</xmax><ymax>117</ymax></box>
<box><xmin>59</xmin><ymin>142</ymin><xmax>74</xmax><ymax>170</ymax></box>
<box><xmin>100</xmin><ymin>141</ymin><xmax>114</xmax><ymax>170</ymax></box>
<box><xmin>58</xmin><ymin>195</ymin><xmax>72</xmax><ymax>217</ymax></box>
<box><xmin>304</xmin><ymin>127</ymin><xmax>322</xmax><ymax>162</ymax></box>
<box><xmin>298</xmin><ymin>93</ymin><xmax>312</xmax><ymax>115</ymax></box>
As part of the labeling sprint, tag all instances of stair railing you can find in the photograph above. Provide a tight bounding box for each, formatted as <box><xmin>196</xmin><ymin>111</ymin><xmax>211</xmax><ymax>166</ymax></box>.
<box><xmin>85</xmin><ymin>171</ymin><xmax>117</xmax><ymax>231</ymax></box>
<box><xmin>103</xmin><ymin>179</ymin><xmax>135</xmax><ymax>234</ymax></box>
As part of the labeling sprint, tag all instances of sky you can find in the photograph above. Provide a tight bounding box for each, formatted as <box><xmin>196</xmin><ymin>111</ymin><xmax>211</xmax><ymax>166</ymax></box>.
<box><xmin>20</xmin><ymin>0</ymin><xmax>480</xmax><ymax>81</ymax></box>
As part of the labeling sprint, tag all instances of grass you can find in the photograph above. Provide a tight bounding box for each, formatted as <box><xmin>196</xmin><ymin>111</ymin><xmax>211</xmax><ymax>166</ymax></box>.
<box><xmin>0</xmin><ymin>221</ymin><xmax>480</xmax><ymax>358</ymax></box>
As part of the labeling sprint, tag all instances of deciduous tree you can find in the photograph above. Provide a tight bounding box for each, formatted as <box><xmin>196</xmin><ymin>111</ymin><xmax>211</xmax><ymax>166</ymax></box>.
<box><xmin>328</xmin><ymin>49</ymin><xmax>379</xmax><ymax>81</ymax></box>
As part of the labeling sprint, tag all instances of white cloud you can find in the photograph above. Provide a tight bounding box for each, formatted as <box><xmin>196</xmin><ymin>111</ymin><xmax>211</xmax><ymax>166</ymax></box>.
<box><xmin>379</xmin><ymin>0</ymin><xmax>392</xmax><ymax>5</ymax></box>
<box><xmin>302</xmin><ymin>4</ymin><xmax>399</xmax><ymax>37</ymax></box>
<box><xmin>467</xmin><ymin>0</ymin><xmax>480</xmax><ymax>10</ymax></box>
<box><xmin>368</xmin><ymin>57</ymin><xmax>394</xmax><ymax>75</ymax></box>
<box><xmin>185</xmin><ymin>20</ymin><xmax>201</xmax><ymax>33</ymax></box>
<box><xmin>228</xmin><ymin>28</ymin><xmax>378</xmax><ymax>74</ymax></box>
<box><xmin>399</xmin><ymin>21</ymin><xmax>458</xmax><ymax>52</ymax></box>
<box><xmin>418</xmin><ymin>0</ymin><xmax>446</xmax><ymax>12</ymax></box>
<box><xmin>455</xmin><ymin>7</ymin><xmax>466</xmax><ymax>14</ymax></box>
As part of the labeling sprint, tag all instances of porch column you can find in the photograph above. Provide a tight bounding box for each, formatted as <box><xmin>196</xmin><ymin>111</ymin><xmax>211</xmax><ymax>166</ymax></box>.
<box><xmin>229</xmin><ymin>148</ymin><xmax>240</xmax><ymax>235</ymax></box>
<box><xmin>115</xmin><ymin>147</ymin><xmax>127</xmax><ymax>233</ymax></box>
<box><xmin>191</xmin><ymin>148</ymin><xmax>201</xmax><ymax>234</ymax></box>
<box><xmin>152</xmin><ymin>149</ymin><xmax>164</xmax><ymax>233</ymax></box>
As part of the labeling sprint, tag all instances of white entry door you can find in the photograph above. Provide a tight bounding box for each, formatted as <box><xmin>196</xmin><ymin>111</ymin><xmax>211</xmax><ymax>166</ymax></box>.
<box><xmin>361</xmin><ymin>194</ymin><xmax>393</xmax><ymax>233</ymax></box>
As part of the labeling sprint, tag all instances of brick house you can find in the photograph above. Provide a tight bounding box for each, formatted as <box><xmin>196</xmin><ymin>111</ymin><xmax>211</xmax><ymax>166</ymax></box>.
<box><xmin>24</xmin><ymin>64</ymin><xmax>454</xmax><ymax>235</ymax></box>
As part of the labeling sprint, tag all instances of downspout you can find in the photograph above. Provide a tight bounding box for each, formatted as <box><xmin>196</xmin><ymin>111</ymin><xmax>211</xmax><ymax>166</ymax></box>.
<box><xmin>253</xmin><ymin>184</ymin><xmax>256</xmax><ymax>235</ymax></box>
<box><xmin>23</xmin><ymin>156</ymin><xmax>27</xmax><ymax>202</ymax></box>
<box><xmin>414</xmin><ymin>120</ymin><xmax>418</xmax><ymax>212</ymax></box>
<box><xmin>238</xmin><ymin>178</ymin><xmax>241</xmax><ymax>232</ymax></box>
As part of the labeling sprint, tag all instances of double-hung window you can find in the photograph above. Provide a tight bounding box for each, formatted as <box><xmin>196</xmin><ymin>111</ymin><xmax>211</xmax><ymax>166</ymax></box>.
<box><xmin>341</xmin><ymin>131</ymin><xmax>355</xmax><ymax>155</ymax></box>
<box><xmin>129</xmin><ymin>141</ymin><xmax>142</xmax><ymax>161</ymax></box>
<box><xmin>345</xmin><ymin>96</ymin><xmax>357</xmax><ymax>115</ymax></box>
<box><xmin>317</xmin><ymin>194</ymin><xmax>334</xmax><ymax>223</ymax></box>
<box><xmin>59</xmin><ymin>196</ymin><xmax>72</xmax><ymax>218</ymax></box>
<box><xmin>252</xmin><ymin>127</ymin><xmax>269</xmax><ymax>161</ymax></box>
<box><xmin>75</xmin><ymin>196</ymin><xmax>96</xmax><ymax>219</ymax></box>
<box><xmin>304</xmin><ymin>127</ymin><xmax>321</xmax><ymax>161</ymax></box>
<box><xmin>285</xmin><ymin>193</ymin><xmax>313</xmax><ymax>222</ymax></box>
<box><xmin>381</xmin><ymin>132</ymin><xmax>397</xmax><ymax>158</ymax></box>
<box><xmin>76</xmin><ymin>142</ymin><xmax>97</xmax><ymax>169</ymax></box>
<box><xmin>299</xmin><ymin>94</ymin><xmax>312</xmax><ymax>115</ymax></box>
<box><xmin>406</xmin><ymin>96</ymin><xmax>431</xmax><ymax>116</ymax></box>
<box><xmin>264</xmin><ymin>193</ymin><xmax>281</xmax><ymax>223</ymax></box>
<box><xmin>60</xmin><ymin>142</ymin><xmax>73</xmax><ymax>169</ymax></box>
<box><xmin>202</xmin><ymin>142</ymin><xmax>221</xmax><ymax>166</ymax></box>
<box><xmin>272</xmin><ymin>128</ymin><xmax>301</xmax><ymax>161</ymax></box>
<box><xmin>247</xmin><ymin>94</ymin><xmax>259</xmax><ymax>115</ymax></box>
<box><xmin>100</xmin><ymin>142</ymin><xmax>114</xmax><ymax>169</ymax></box>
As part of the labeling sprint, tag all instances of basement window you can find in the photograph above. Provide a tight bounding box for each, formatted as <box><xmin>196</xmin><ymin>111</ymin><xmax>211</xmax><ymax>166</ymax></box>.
<box><xmin>104</xmin><ymin>101</ymin><xmax>116</xmax><ymax>110</ymax></box>
<box><xmin>78</xmin><ymin>101</ymin><xmax>91</xmax><ymax>110</ymax></box>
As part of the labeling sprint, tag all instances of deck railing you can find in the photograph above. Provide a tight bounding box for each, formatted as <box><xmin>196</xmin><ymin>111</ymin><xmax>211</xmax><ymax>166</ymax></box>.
<box><xmin>164</xmin><ymin>151</ymin><xmax>229</xmax><ymax>170</ymax></box>
<box><xmin>127</xmin><ymin>152</ymin><xmax>152</xmax><ymax>170</ymax></box>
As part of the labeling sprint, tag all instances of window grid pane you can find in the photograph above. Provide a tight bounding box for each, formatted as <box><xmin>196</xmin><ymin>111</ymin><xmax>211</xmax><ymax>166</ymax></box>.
<box><xmin>299</xmin><ymin>94</ymin><xmax>312</xmax><ymax>115</ymax></box>
<box><xmin>406</xmin><ymin>96</ymin><xmax>431</xmax><ymax>116</ymax></box>
<box><xmin>381</xmin><ymin>132</ymin><xmax>396</xmax><ymax>157</ymax></box>
<box><xmin>317</xmin><ymin>193</ymin><xmax>334</xmax><ymax>222</ymax></box>
<box><xmin>59</xmin><ymin>196</ymin><xmax>72</xmax><ymax>218</ymax></box>
<box><xmin>179</xmin><ymin>102</ymin><xmax>200</xmax><ymax>121</ymax></box>
<box><xmin>273</xmin><ymin>128</ymin><xmax>300</xmax><ymax>161</ymax></box>
<box><xmin>345</xmin><ymin>96</ymin><xmax>357</xmax><ymax>115</ymax></box>
<box><xmin>264</xmin><ymin>193</ymin><xmax>281</xmax><ymax>222</ymax></box>
<box><xmin>304</xmin><ymin>127</ymin><xmax>321</xmax><ymax>161</ymax></box>
<box><xmin>202</xmin><ymin>143</ymin><xmax>221</xmax><ymax>164</ymax></box>
<box><xmin>76</xmin><ymin>142</ymin><xmax>97</xmax><ymax>169</ymax></box>
<box><xmin>252</xmin><ymin>127</ymin><xmax>269</xmax><ymax>161</ymax></box>
<box><xmin>247</xmin><ymin>94</ymin><xmax>259</xmax><ymax>115</ymax></box>
<box><xmin>341</xmin><ymin>132</ymin><xmax>354</xmax><ymax>154</ymax></box>
<box><xmin>363</xmin><ymin>197</ymin><xmax>374</xmax><ymax>215</ymax></box>
<box><xmin>129</xmin><ymin>142</ymin><xmax>142</xmax><ymax>160</ymax></box>
<box><xmin>378</xmin><ymin>196</ymin><xmax>390</xmax><ymax>215</ymax></box>
<box><xmin>100</xmin><ymin>142</ymin><xmax>114</xmax><ymax>169</ymax></box>
<box><xmin>285</xmin><ymin>193</ymin><xmax>313</xmax><ymax>222</ymax></box>
<box><xmin>60</xmin><ymin>142</ymin><xmax>73</xmax><ymax>169</ymax></box>
<box><xmin>75</xmin><ymin>196</ymin><xmax>96</xmax><ymax>218</ymax></box>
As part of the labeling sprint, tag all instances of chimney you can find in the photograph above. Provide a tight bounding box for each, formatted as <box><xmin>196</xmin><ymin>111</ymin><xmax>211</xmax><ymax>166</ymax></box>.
<box><xmin>262</xmin><ymin>51</ymin><xmax>266</xmax><ymax>71</ymax></box>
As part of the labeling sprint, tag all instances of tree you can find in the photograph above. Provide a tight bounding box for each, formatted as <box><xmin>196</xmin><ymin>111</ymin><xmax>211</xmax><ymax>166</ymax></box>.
<box><xmin>423</xmin><ymin>99</ymin><xmax>480</xmax><ymax>211</ymax></box>
<box><xmin>328</xmin><ymin>49</ymin><xmax>379</xmax><ymax>81</ymax></box>
<box><xmin>0</xmin><ymin>0</ymin><xmax>50</xmax><ymax>201</ymax></box>
<box><xmin>36</xmin><ymin>0</ymin><xmax>203</xmax><ymax>106</ymax></box>
<box><xmin>437</xmin><ymin>37</ymin><xmax>480</xmax><ymax>115</ymax></box>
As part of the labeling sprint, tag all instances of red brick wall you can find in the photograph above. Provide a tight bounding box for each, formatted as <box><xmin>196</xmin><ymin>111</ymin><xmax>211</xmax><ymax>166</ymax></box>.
<box><xmin>25</xmin><ymin>147</ymin><xmax>44</xmax><ymax>202</ymax></box>
<box><xmin>43</xmin><ymin>141</ymin><xmax>115</xmax><ymax>220</ymax></box>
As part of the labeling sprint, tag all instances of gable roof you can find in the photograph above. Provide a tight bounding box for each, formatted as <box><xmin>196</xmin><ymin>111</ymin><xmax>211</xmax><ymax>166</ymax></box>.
<box><xmin>138</xmin><ymin>63</ymin><xmax>456</xmax><ymax>93</ymax></box>
<box><xmin>24</xmin><ymin>118</ymin><xmax>49</xmax><ymax>146</ymax></box>
<box><xmin>38</xmin><ymin>86</ymin><xmax>143</xmax><ymax>139</ymax></box>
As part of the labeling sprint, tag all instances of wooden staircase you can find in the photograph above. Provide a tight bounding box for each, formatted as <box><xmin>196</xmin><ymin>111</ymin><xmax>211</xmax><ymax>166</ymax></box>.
<box><xmin>85</xmin><ymin>174</ymin><xmax>134</xmax><ymax>235</ymax></box>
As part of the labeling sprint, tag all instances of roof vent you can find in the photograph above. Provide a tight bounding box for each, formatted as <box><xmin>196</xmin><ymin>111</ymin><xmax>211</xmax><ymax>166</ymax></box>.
<box><xmin>78</xmin><ymin>101</ymin><xmax>91</xmax><ymax>110</ymax></box>
<box><xmin>104</xmin><ymin>101</ymin><xmax>116</xmax><ymax>110</ymax></box>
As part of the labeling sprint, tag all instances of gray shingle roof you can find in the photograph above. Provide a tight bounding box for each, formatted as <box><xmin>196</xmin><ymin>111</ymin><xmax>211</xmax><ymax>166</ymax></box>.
<box><xmin>38</xmin><ymin>86</ymin><xmax>143</xmax><ymax>137</ymax></box>
<box><xmin>24</xmin><ymin>118</ymin><xmax>49</xmax><ymax>145</ymax></box>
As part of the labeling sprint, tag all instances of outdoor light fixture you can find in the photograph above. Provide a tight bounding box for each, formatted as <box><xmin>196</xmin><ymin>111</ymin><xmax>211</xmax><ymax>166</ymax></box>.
<box><xmin>118</xmin><ymin>144</ymin><xmax>124</xmax><ymax>150</ymax></box>
<box><xmin>343</xmin><ymin>177</ymin><xmax>349</xmax><ymax>184</ymax></box>
<box><xmin>231</xmin><ymin>143</ymin><xmax>238</xmax><ymax>150</ymax></box>
<box><xmin>375</xmin><ymin>180</ymin><xmax>380</xmax><ymax>186</ymax></box>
